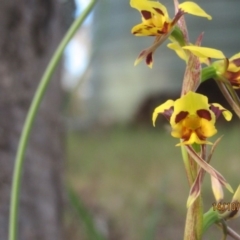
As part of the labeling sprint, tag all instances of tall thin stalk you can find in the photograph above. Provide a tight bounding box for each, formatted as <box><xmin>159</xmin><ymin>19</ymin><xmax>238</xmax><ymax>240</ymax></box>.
<box><xmin>8</xmin><ymin>1</ymin><xmax>98</xmax><ymax>240</ymax></box>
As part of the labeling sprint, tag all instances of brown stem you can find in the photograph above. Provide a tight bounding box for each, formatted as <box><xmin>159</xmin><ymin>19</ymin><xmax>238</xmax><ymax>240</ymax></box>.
<box><xmin>216</xmin><ymin>223</ymin><xmax>240</xmax><ymax>240</ymax></box>
<box><xmin>216</xmin><ymin>81</ymin><xmax>240</xmax><ymax>118</ymax></box>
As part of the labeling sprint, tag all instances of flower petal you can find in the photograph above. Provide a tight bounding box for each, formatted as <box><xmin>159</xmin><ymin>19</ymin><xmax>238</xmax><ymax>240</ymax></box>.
<box><xmin>167</xmin><ymin>42</ymin><xmax>187</xmax><ymax>61</ymax></box>
<box><xmin>186</xmin><ymin>145</ymin><xmax>233</xmax><ymax>193</ymax></box>
<box><xmin>130</xmin><ymin>0</ymin><xmax>168</xmax><ymax>16</ymax></box>
<box><xmin>182</xmin><ymin>46</ymin><xmax>225</xmax><ymax>59</ymax></box>
<box><xmin>152</xmin><ymin>100</ymin><xmax>174</xmax><ymax>126</ymax></box>
<box><xmin>226</xmin><ymin>185</ymin><xmax>240</xmax><ymax>219</ymax></box>
<box><xmin>175</xmin><ymin>131</ymin><xmax>212</xmax><ymax>146</ymax></box>
<box><xmin>134</xmin><ymin>33</ymin><xmax>171</xmax><ymax>68</ymax></box>
<box><xmin>131</xmin><ymin>23</ymin><xmax>165</xmax><ymax>36</ymax></box>
<box><xmin>198</xmin><ymin>118</ymin><xmax>217</xmax><ymax>138</ymax></box>
<box><xmin>229</xmin><ymin>52</ymin><xmax>240</xmax><ymax>61</ymax></box>
<box><xmin>179</xmin><ymin>1</ymin><xmax>212</xmax><ymax>20</ymax></box>
<box><xmin>187</xmin><ymin>169</ymin><xmax>204</xmax><ymax>207</ymax></box>
<box><xmin>210</xmin><ymin>103</ymin><xmax>232</xmax><ymax>121</ymax></box>
<box><xmin>233</xmin><ymin>186</ymin><xmax>240</xmax><ymax>202</ymax></box>
<box><xmin>170</xmin><ymin>92</ymin><xmax>211</xmax><ymax>126</ymax></box>
<box><xmin>211</xmin><ymin>175</ymin><xmax>224</xmax><ymax>203</ymax></box>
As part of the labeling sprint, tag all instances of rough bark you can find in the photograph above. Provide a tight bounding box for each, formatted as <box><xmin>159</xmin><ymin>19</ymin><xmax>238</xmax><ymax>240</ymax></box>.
<box><xmin>0</xmin><ymin>0</ymin><xmax>68</xmax><ymax>239</ymax></box>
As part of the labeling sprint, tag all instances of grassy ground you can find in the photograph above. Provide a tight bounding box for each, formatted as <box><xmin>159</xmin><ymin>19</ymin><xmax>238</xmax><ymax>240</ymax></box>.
<box><xmin>65</xmin><ymin>124</ymin><xmax>240</xmax><ymax>240</ymax></box>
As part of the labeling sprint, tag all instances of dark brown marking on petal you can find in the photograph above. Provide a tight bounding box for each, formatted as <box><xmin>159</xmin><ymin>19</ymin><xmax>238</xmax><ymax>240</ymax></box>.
<box><xmin>133</xmin><ymin>30</ymin><xmax>141</xmax><ymax>35</ymax></box>
<box><xmin>197</xmin><ymin>109</ymin><xmax>211</xmax><ymax>121</ymax></box>
<box><xmin>226</xmin><ymin>71</ymin><xmax>240</xmax><ymax>82</ymax></box>
<box><xmin>146</xmin><ymin>52</ymin><xmax>153</xmax><ymax>66</ymax></box>
<box><xmin>175</xmin><ymin>111</ymin><xmax>188</xmax><ymax>123</ymax></box>
<box><xmin>228</xmin><ymin>208</ymin><xmax>238</xmax><ymax>219</ymax></box>
<box><xmin>162</xmin><ymin>22</ymin><xmax>169</xmax><ymax>34</ymax></box>
<box><xmin>232</xmin><ymin>58</ymin><xmax>240</xmax><ymax>67</ymax></box>
<box><xmin>181</xmin><ymin>128</ymin><xmax>192</xmax><ymax>142</ymax></box>
<box><xmin>196</xmin><ymin>128</ymin><xmax>207</xmax><ymax>140</ymax></box>
<box><xmin>209</xmin><ymin>105</ymin><xmax>222</xmax><ymax>119</ymax></box>
<box><xmin>162</xmin><ymin>106</ymin><xmax>174</xmax><ymax>121</ymax></box>
<box><xmin>141</xmin><ymin>10</ymin><xmax>151</xmax><ymax>20</ymax></box>
<box><xmin>157</xmin><ymin>29</ymin><xmax>164</xmax><ymax>34</ymax></box>
<box><xmin>153</xmin><ymin>7</ymin><xmax>164</xmax><ymax>15</ymax></box>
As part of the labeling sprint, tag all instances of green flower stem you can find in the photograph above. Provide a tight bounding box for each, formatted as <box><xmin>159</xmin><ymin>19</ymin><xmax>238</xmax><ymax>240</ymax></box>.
<box><xmin>203</xmin><ymin>208</ymin><xmax>220</xmax><ymax>233</ymax></box>
<box><xmin>203</xmin><ymin>209</ymin><xmax>240</xmax><ymax>239</ymax></box>
<box><xmin>181</xmin><ymin>145</ymin><xmax>194</xmax><ymax>185</ymax></box>
<box><xmin>170</xmin><ymin>26</ymin><xmax>186</xmax><ymax>46</ymax></box>
<box><xmin>201</xmin><ymin>66</ymin><xmax>218</xmax><ymax>82</ymax></box>
<box><xmin>8</xmin><ymin>1</ymin><xmax>97</xmax><ymax>240</ymax></box>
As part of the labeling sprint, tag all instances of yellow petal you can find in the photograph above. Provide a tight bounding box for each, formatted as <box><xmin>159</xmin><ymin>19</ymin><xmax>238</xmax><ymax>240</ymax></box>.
<box><xmin>152</xmin><ymin>100</ymin><xmax>174</xmax><ymax>126</ymax></box>
<box><xmin>167</xmin><ymin>42</ymin><xmax>187</xmax><ymax>61</ymax></box>
<box><xmin>229</xmin><ymin>52</ymin><xmax>240</xmax><ymax>61</ymax></box>
<box><xmin>211</xmin><ymin>175</ymin><xmax>224</xmax><ymax>202</ymax></box>
<box><xmin>176</xmin><ymin>134</ymin><xmax>212</xmax><ymax>146</ymax></box>
<box><xmin>182</xmin><ymin>46</ymin><xmax>225</xmax><ymax>59</ymax></box>
<box><xmin>211</xmin><ymin>103</ymin><xmax>233</xmax><ymax>121</ymax></box>
<box><xmin>170</xmin><ymin>91</ymin><xmax>210</xmax><ymax>126</ymax></box>
<box><xmin>232</xmin><ymin>185</ymin><xmax>240</xmax><ymax>202</ymax></box>
<box><xmin>130</xmin><ymin>0</ymin><xmax>169</xmax><ymax>19</ymax></box>
<box><xmin>200</xmin><ymin>118</ymin><xmax>217</xmax><ymax>138</ymax></box>
<box><xmin>131</xmin><ymin>23</ymin><xmax>163</xmax><ymax>36</ymax></box>
<box><xmin>179</xmin><ymin>1</ymin><xmax>212</xmax><ymax>20</ymax></box>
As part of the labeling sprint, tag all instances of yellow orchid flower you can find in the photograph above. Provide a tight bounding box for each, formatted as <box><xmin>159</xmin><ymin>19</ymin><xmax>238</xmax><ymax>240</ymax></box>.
<box><xmin>130</xmin><ymin>0</ymin><xmax>212</xmax><ymax>68</ymax></box>
<box><xmin>212</xmin><ymin>185</ymin><xmax>240</xmax><ymax>220</ymax></box>
<box><xmin>174</xmin><ymin>46</ymin><xmax>240</xmax><ymax>88</ymax></box>
<box><xmin>152</xmin><ymin>91</ymin><xmax>232</xmax><ymax>146</ymax></box>
<box><xmin>213</xmin><ymin>52</ymin><xmax>240</xmax><ymax>89</ymax></box>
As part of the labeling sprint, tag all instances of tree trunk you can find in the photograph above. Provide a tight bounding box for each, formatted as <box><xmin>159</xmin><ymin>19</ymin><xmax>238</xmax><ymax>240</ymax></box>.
<box><xmin>0</xmin><ymin>0</ymin><xmax>69</xmax><ymax>239</ymax></box>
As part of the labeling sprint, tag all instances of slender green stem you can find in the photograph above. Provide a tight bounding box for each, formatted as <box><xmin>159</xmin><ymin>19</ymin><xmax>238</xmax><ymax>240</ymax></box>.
<box><xmin>203</xmin><ymin>208</ymin><xmax>220</xmax><ymax>233</ymax></box>
<box><xmin>9</xmin><ymin>1</ymin><xmax>97</xmax><ymax>240</ymax></box>
<box><xmin>201</xmin><ymin>66</ymin><xmax>218</xmax><ymax>82</ymax></box>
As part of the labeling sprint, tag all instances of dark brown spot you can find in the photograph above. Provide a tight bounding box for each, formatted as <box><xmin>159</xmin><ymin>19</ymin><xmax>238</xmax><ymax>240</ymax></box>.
<box><xmin>146</xmin><ymin>52</ymin><xmax>153</xmax><ymax>66</ymax></box>
<box><xmin>209</xmin><ymin>105</ymin><xmax>224</xmax><ymax>119</ymax></box>
<box><xmin>153</xmin><ymin>7</ymin><xmax>164</xmax><ymax>15</ymax></box>
<box><xmin>157</xmin><ymin>29</ymin><xmax>164</xmax><ymax>34</ymax></box>
<box><xmin>162</xmin><ymin>22</ymin><xmax>169</xmax><ymax>33</ymax></box>
<box><xmin>175</xmin><ymin>111</ymin><xmax>188</xmax><ymax>123</ymax></box>
<box><xmin>141</xmin><ymin>10</ymin><xmax>151</xmax><ymax>20</ymax></box>
<box><xmin>163</xmin><ymin>106</ymin><xmax>174</xmax><ymax>121</ymax></box>
<box><xmin>197</xmin><ymin>109</ymin><xmax>211</xmax><ymax>121</ymax></box>
<box><xmin>228</xmin><ymin>209</ymin><xmax>238</xmax><ymax>219</ymax></box>
<box><xmin>195</xmin><ymin>128</ymin><xmax>207</xmax><ymax>140</ymax></box>
<box><xmin>133</xmin><ymin>30</ymin><xmax>140</xmax><ymax>35</ymax></box>
<box><xmin>226</xmin><ymin>71</ymin><xmax>240</xmax><ymax>82</ymax></box>
<box><xmin>232</xmin><ymin>58</ymin><xmax>240</xmax><ymax>67</ymax></box>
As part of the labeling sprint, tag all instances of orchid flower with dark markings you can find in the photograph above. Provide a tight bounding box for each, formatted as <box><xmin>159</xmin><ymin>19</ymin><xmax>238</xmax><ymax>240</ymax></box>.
<box><xmin>213</xmin><ymin>52</ymin><xmax>240</xmax><ymax>89</ymax></box>
<box><xmin>152</xmin><ymin>91</ymin><xmax>233</xmax><ymax>207</ymax></box>
<box><xmin>130</xmin><ymin>0</ymin><xmax>211</xmax><ymax>68</ymax></box>
<box><xmin>152</xmin><ymin>91</ymin><xmax>232</xmax><ymax>146</ymax></box>
<box><xmin>174</xmin><ymin>45</ymin><xmax>240</xmax><ymax>88</ymax></box>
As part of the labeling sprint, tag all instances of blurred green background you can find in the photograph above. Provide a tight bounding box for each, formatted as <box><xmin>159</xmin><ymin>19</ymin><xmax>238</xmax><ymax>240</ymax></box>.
<box><xmin>65</xmin><ymin>125</ymin><xmax>240</xmax><ymax>240</ymax></box>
